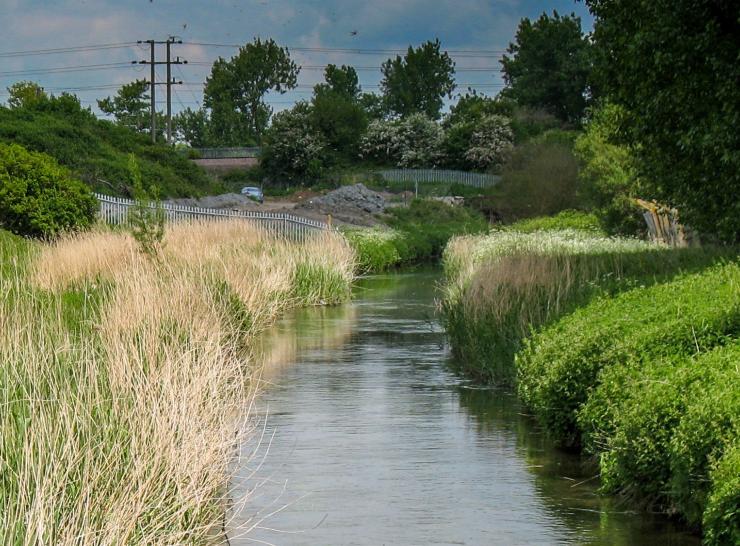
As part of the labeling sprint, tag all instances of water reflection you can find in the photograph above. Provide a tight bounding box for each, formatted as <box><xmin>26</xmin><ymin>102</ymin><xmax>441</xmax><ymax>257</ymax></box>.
<box><xmin>229</xmin><ymin>271</ymin><xmax>698</xmax><ymax>545</ymax></box>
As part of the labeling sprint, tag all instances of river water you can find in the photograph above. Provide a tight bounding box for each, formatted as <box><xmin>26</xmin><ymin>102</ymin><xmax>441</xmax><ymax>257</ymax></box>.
<box><xmin>230</xmin><ymin>271</ymin><xmax>698</xmax><ymax>545</ymax></box>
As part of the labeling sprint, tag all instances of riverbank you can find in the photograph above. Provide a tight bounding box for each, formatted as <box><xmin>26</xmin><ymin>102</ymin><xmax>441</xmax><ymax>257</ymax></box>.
<box><xmin>438</xmin><ymin>226</ymin><xmax>739</xmax><ymax>543</ymax></box>
<box><xmin>0</xmin><ymin>224</ymin><xmax>354</xmax><ymax>543</ymax></box>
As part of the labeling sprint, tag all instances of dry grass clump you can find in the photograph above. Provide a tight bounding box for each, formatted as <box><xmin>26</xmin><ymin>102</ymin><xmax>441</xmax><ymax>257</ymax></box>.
<box><xmin>1</xmin><ymin>221</ymin><xmax>355</xmax><ymax>544</ymax></box>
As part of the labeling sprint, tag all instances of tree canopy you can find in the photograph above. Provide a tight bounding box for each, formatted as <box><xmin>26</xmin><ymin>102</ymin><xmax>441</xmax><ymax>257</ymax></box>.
<box><xmin>586</xmin><ymin>0</ymin><xmax>740</xmax><ymax>242</ymax></box>
<box><xmin>98</xmin><ymin>80</ymin><xmax>152</xmax><ymax>134</ymax></box>
<box><xmin>381</xmin><ymin>39</ymin><xmax>455</xmax><ymax>120</ymax></box>
<box><xmin>500</xmin><ymin>11</ymin><xmax>592</xmax><ymax>124</ymax></box>
<box><xmin>203</xmin><ymin>38</ymin><xmax>299</xmax><ymax>144</ymax></box>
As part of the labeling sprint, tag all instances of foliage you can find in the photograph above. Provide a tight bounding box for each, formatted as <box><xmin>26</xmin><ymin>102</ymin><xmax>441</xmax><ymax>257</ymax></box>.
<box><xmin>495</xmin><ymin>141</ymin><xmax>580</xmax><ymax>220</ymax></box>
<box><xmin>586</xmin><ymin>0</ymin><xmax>740</xmax><ymax>243</ymax></box>
<box><xmin>463</xmin><ymin>114</ymin><xmax>514</xmax><ymax>171</ymax></box>
<box><xmin>0</xmin><ymin>98</ymin><xmax>225</xmax><ymax>198</ymax></box>
<box><xmin>360</xmin><ymin>114</ymin><xmax>444</xmax><ymax>168</ymax></box>
<box><xmin>704</xmin><ymin>442</ymin><xmax>740</xmax><ymax>546</ymax></box>
<box><xmin>0</xmin><ymin>142</ymin><xmax>96</xmax><ymax>237</ymax></box>
<box><xmin>97</xmin><ymin>80</ymin><xmax>153</xmax><ymax>135</ymax></box>
<box><xmin>441</xmin><ymin>229</ymin><xmax>735</xmax><ymax>384</ymax></box>
<box><xmin>500</xmin><ymin>11</ymin><xmax>593</xmax><ymax>124</ymax></box>
<box><xmin>260</xmin><ymin>102</ymin><xmax>327</xmax><ymax>183</ymax></box>
<box><xmin>173</xmin><ymin>107</ymin><xmax>213</xmax><ymax>147</ymax></box>
<box><xmin>358</xmin><ymin>92</ymin><xmax>388</xmax><ymax>121</ymax></box>
<box><xmin>508</xmin><ymin>105</ymin><xmax>563</xmax><ymax>143</ymax></box>
<box><xmin>574</xmin><ymin>102</ymin><xmax>645</xmax><ymax>236</ymax></box>
<box><xmin>311</xmin><ymin>75</ymin><xmax>367</xmax><ymax>158</ymax></box>
<box><xmin>204</xmin><ymin>38</ymin><xmax>299</xmax><ymax>143</ymax></box>
<box><xmin>516</xmin><ymin>261</ymin><xmax>739</xmax><ymax>448</ymax></box>
<box><xmin>575</xmin><ymin>341</ymin><xmax>739</xmax><ymax>529</ymax></box>
<box><xmin>385</xmin><ymin>199</ymin><xmax>488</xmax><ymax>260</ymax></box>
<box><xmin>381</xmin><ymin>39</ymin><xmax>456</xmax><ymax>120</ymax></box>
<box><xmin>127</xmin><ymin>155</ymin><xmax>164</xmax><ymax>257</ymax></box>
<box><xmin>6</xmin><ymin>81</ymin><xmax>48</xmax><ymax>109</ymax></box>
<box><xmin>506</xmin><ymin>210</ymin><xmax>604</xmax><ymax>234</ymax></box>
<box><xmin>342</xmin><ymin>227</ymin><xmax>403</xmax><ymax>273</ymax></box>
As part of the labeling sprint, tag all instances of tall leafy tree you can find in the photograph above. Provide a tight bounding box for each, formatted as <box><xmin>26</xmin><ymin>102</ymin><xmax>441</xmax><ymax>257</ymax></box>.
<box><xmin>500</xmin><ymin>11</ymin><xmax>592</xmax><ymax>124</ymax></box>
<box><xmin>311</xmin><ymin>65</ymin><xmax>367</xmax><ymax>156</ymax></box>
<box><xmin>381</xmin><ymin>39</ymin><xmax>455</xmax><ymax>120</ymax></box>
<box><xmin>204</xmin><ymin>38</ymin><xmax>299</xmax><ymax>144</ymax></box>
<box><xmin>97</xmin><ymin>80</ymin><xmax>151</xmax><ymax>133</ymax></box>
<box><xmin>6</xmin><ymin>81</ymin><xmax>48</xmax><ymax>109</ymax></box>
<box><xmin>586</xmin><ymin>0</ymin><xmax>740</xmax><ymax>243</ymax></box>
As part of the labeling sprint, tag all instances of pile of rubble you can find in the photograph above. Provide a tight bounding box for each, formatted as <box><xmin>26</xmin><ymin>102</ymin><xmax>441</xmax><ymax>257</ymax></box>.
<box><xmin>295</xmin><ymin>184</ymin><xmax>387</xmax><ymax>225</ymax></box>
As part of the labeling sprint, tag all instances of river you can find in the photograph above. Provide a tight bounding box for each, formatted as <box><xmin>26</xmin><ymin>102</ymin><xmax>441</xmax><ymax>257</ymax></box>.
<box><xmin>229</xmin><ymin>270</ymin><xmax>698</xmax><ymax>545</ymax></box>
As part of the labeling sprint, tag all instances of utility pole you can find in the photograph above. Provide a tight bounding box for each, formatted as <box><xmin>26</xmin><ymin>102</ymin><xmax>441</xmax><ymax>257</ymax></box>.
<box><xmin>136</xmin><ymin>38</ymin><xmax>187</xmax><ymax>145</ymax></box>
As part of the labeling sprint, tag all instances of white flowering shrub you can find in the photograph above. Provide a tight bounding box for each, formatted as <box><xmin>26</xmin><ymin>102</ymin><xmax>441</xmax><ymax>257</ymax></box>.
<box><xmin>360</xmin><ymin>113</ymin><xmax>444</xmax><ymax>168</ymax></box>
<box><xmin>262</xmin><ymin>103</ymin><xmax>327</xmax><ymax>180</ymax></box>
<box><xmin>464</xmin><ymin>114</ymin><xmax>514</xmax><ymax>171</ymax></box>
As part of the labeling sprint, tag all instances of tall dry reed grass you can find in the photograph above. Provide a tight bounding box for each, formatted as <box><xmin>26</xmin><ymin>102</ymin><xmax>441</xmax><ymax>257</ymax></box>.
<box><xmin>1</xmin><ymin>220</ymin><xmax>355</xmax><ymax>544</ymax></box>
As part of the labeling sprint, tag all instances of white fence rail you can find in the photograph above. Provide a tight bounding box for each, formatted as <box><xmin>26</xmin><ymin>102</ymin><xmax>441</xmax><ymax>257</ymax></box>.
<box><xmin>375</xmin><ymin>169</ymin><xmax>500</xmax><ymax>189</ymax></box>
<box><xmin>95</xmin><ymin>193</ymin><xmax>332</xmax><ymax>241</ymax></box>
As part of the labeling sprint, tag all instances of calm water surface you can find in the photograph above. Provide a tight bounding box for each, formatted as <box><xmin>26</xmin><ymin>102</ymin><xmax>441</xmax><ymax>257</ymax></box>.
<box><xmin>230</xmin><ymin>271</ymin><xmax>698</xmax><ymax>546</ymax></box>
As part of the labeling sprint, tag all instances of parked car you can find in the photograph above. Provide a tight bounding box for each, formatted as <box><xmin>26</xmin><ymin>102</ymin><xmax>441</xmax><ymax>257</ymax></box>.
<box><xmin>241</xmin><ymin>186</ymin><xmax>264</xmax><ymax>204</ymax></box>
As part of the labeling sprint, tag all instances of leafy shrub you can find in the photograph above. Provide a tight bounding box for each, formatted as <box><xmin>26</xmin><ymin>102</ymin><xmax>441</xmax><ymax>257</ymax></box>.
<box><xmin>495</xmin><ymin>141</ymin><xmax>580</xmax><ymax>220</ymax></box>
<box><xmin>360</xmin><ymin>114</ymin><xmax>445</xmax><ymax>168</ymax></box>
<box><xmin>386</xmin><ymin>199</ymin><xmax>488</xmax><ymax>260</ymax></box>
<box><xmin>516</xmin><ymin>262</ymin><xmax>739</xmax><ymax>448</ymax></box>
<box><xmin>506</xmin><ymin>210</ymin><xmax>604</xmax><ymax>234</ymax></box>
<box><xmin>463</xmin><ymin>114</ymin><xmax>514</xmax><ymax>171</ymax></box>
<box><xmin>0</xmin><ymin>101</ymin><xmax>224</xmax><ymax>198</ymax></box>
<box><xmin>0</xmin><ymin>142</ymin><xmax>96</xmax><ymax>237</ymax></box>
<box><xmin>703</xmin><ymin>442</ymin><xmax>740</xmax><ymax>546</ymax></box>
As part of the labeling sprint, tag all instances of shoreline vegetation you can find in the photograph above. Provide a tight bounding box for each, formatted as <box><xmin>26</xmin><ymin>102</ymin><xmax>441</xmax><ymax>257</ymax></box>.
<box><xmin>438</xmin><ymin>220</ymin><xmax>739</xmax><ymax>544</ymax></box>
<box><xmin>0</xmin><ymin>224</ymin><xmax>354</xmax><ymax>543</ymax></box>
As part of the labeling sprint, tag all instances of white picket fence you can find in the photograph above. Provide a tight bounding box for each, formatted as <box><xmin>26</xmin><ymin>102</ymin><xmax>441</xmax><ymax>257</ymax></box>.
<box><xmin>95</xmin><ymin>193</ymin><xmax>332</xmax><ymax>240</ymax></box>
<box><xmin>375</xmin><ymin>169</ymin><xmax>500</xmax><ymax>189</ymax></box>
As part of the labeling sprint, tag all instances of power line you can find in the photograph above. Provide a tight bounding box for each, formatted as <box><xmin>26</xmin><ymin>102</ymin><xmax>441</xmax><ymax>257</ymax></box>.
<box><xmin>185</xmin><ymin>60</ymin><xmax>502</xmax><ymax>72</ymax></box>
<box><xmin>0</xmin><ymin>42</ymin><xmax>137</xmax><ymax>58</ymax></box>
<box><xmin>185</xmin><ymin>41</ymin><xmax>505</xmax><ymax>57</ymax></box>
<box><xmin>0</xmin><ymin>62</ymin><xmax>136</xmax><ymax>77</ymax></box>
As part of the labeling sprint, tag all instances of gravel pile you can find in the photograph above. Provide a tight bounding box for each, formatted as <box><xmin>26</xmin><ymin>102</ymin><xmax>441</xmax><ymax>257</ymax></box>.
<box><xmin>297</xmin><ymin>184</ymin><xmax>386</xmax><ymax>214</ymax></box>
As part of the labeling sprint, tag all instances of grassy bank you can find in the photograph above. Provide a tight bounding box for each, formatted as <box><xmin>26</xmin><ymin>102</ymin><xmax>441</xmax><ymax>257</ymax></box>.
<box><xmin>441</xmin><ymin>229</ymin><xmax>732</xmax><ymax>383</ymax></box>
<box><xmin>438</xmin><ymin>223</ymin><xmax>738</xmax><ymax>542</ymax></box>
<box><xmin>344</xmin><ymin>199</ymin><xmax>488</xmax><ymax>273</ymax></box>
<box><xmin>0</xmin><ymin>223</ymin><xmax>353</xmax><ymax>543</ymax></box>
<box><xmin>517</xmin><ymin>264</ymin><xmax>739</xmax><ymax>543</ymax></box>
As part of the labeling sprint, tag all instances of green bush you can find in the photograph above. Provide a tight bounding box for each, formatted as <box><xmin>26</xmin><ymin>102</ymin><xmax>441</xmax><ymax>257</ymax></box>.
<box><xmin>703</xmin><ymin>442</ymin><xmax>740</xmax><ymax>546</ymax></box>
<box><xmin>0</xmin><ymin>143</ymin><xmax>97</xmax><ymax>237</ymax></box>
<box><xmin>517</xmin><ymin>262</ymin><xmax>739</xmax><ymax>449</ymax></box>
<box><xmin>385</xmin><ymin>199</ymin><xmax>488</xmax><ymax>259</ymax></box>
<box><xmin>506</xmin><ymin>210</ymin><xmax>604</xmax><ymax>234</ymax></box>
<box><xmin>343</xmin><ymin>228</ymin><xmax>402</xmax><ymax>274</ymax></box>
<box><xmin>0</xmin><ymin>101</ymin><xmax>224</xmax><ymax>198</ymax></box>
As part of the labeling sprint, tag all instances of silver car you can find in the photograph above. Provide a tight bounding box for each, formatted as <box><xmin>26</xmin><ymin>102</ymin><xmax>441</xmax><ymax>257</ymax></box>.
<box><xmin>240</xmin><ymin>186</ymin><xmax>264</xmax><ymax>204</ymax></box>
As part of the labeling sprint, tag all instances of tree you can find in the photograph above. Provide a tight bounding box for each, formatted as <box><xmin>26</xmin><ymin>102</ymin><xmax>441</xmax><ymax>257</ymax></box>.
<box><xmin>311</xmin><ymin>65</ymin><xmax>367</xmax><ymax>157</ymax></box>
<box><xmin>173</xmin><ymin>107</ymin><xmax>212</xmax><ymax>147</ymax></box>
<box><xmin>574</xmin><ymin>102</ymin><xmax>644</xmax><ymax>236</ymax></box>
<box><xmin>97</xmin><ymin>80</ymin><xmax>152</xmax><ymax>133</ymax></box>
<box><xmin>358</xmin><ymin>93</ymin><xmax>387</xmax><ymax>121</ymax></box>
<box><xmin>260</xmin><ymin>102</ymin><xmax>327</xmax><ymax>182</ymax></box>
<box><xmin>464</xmin><ymin>115</ymin><xmax>514</xmax><ymax>171</ymax></box>
<box><xmin>318</xmin><ymin>64</ymin><xmax>360</xmax><ymax>100</ymax></box>
<box><xmin>381</xmin><ymin>39</ymin><xmax>455</xmax><ymax>120</ymax></box>
<box><xmin>6</xmin><ymin>81</ymin><xmax>48</xmax><ymax>109</ymax></box>
<box><xmin>204</xmin><ymin>38</ymin><xmax>299</xmax><ymax>144</ymax></box>
<box><xmin>128</xmin><ymin>154</ymin><xmax>165</xmax><ymax>258</ymax></box>
<box><xmin>586</xmin><ymin>0</ymin><xmax>740</xmax><ymax>243</ymax></box>
<box><xmin>500</xmin><ymin>11</ymin><xmax>592</xmax><ymax>124</ymax></box>
<box><xmin>360</xmin><ymin>114</ymin><xmax>444</xmax><ymax>168</ymax></box>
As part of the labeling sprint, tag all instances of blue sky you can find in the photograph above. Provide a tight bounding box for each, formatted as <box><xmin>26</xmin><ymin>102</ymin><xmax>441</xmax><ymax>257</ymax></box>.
<box><xmin>0</xmin><ymin>0</ymin><xmax>593</xmax><ymax>116</ymax></box>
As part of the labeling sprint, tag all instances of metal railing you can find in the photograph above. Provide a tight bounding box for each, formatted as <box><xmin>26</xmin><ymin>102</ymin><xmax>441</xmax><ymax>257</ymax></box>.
<box><xmin>190</xmin><ymin>147</ymin><xmax>261</xmax><ymax>159</ymax></box>
<box><xmin>375</xmin><ymin>169</ymin><xmax>500</xmax><ymax>189</ymax></box>
<box><xmin>95</xmin><ymin>193</ymin><xmax>331</xmax><ymax>241</ymax></box>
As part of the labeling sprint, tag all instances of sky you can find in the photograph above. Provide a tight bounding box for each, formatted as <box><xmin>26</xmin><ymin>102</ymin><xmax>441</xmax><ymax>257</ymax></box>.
<box><xmin>0</xmin><ymin>0</ymin><xmax>593</xmax><ymax>117</ymax></box>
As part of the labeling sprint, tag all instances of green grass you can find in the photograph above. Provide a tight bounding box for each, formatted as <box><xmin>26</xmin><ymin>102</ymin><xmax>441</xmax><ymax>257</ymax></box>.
<box><xmin>505</xmin><ymin>210</ymin><xmax>605</xmax><ymax>234</ymax></box>
<box><xmin>440</xmin><ymin>229</ymin><xmax>732</xmax><ymax>384</ymax></box>
<box><xmin>0</xmin><ymin>104</ymin><xmax>225</xmax><ymax>198</ymax></box>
